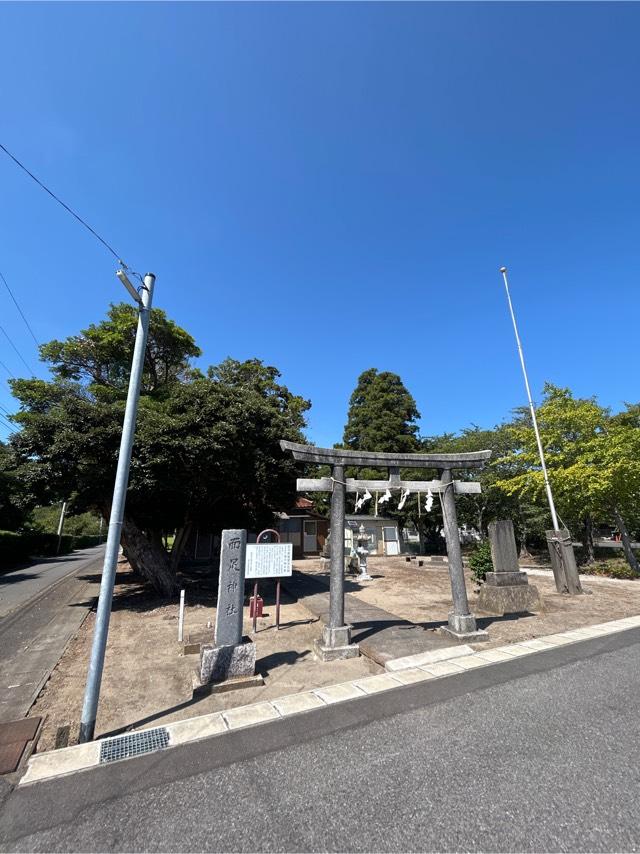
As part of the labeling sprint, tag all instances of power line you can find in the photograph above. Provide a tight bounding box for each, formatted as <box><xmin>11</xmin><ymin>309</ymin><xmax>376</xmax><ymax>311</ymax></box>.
<box><xmin>0</xmin><ymin>142</ymin><xmax>134</xmax><ymax>270</ymax></box>
<box><xmin>0</xmin><ymin>270</ymin><xmax>40</xmax><ymax>348</ymax></box>
<box><xmin>0</xmin><ymin>359</ymin><xmax>15</xmax><ymax>379</ymax></box>
<box><xmin>0</xmin><ymin>414</ymin><xmax>12</xmax><ymax>432</ymax></box>
<box><xmin>0</xmin><ymin>325</ymin><xmax>34</xmax><ymax>375</ymax></box>
<box><xmin>0</xmin><ymin>402</ymin><xmax>11</xmax><ymax>416</ymax></box>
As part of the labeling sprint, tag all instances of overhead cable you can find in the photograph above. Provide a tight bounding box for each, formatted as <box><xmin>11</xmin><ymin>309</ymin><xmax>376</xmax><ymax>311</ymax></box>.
<box><xmin>0</xmin><ymin>359</ymin><xmax>15</xmax><ymax>379</ymax></box>
<box><xmin>0</xmin><ymin>325</ymin><xmax>34</xmax><ymax>375</ymax></box>
<box><xmin>0</xmin><ymin>142</ymin><xmax>134</xmax><ymax>271</ymax></box>
<box><xmin>0</xmin><ymin>270</ymin><xmax>40</xmax><ymax>348</ymax></box>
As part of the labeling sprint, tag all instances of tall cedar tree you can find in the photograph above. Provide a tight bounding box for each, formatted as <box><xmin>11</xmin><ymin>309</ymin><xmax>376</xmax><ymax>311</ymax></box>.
<box><xmin>338</xmin><ymin>369</ymin><xmax>421</xmax><ymax>537</ymax></box>
<box><xmin>342</xmin><ymin>369</ymin><xmax>420</xmax><ymax>453</ymax></box>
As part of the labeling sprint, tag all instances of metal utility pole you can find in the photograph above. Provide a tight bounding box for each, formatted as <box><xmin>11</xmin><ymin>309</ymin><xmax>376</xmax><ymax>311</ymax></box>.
<box><xmin>78</xmin><ymin>271</ymin><xmax>155</xmax><ymax>743</ymax></box>
<box><xmin>499</xmin><ymin>266</ymin><xmax>560</xmax><ymax>531</ymax></box>
<box><xmin>56</xmin><ymin>500</ymin><xmax>68</xmax><ymax>554</ymax></box>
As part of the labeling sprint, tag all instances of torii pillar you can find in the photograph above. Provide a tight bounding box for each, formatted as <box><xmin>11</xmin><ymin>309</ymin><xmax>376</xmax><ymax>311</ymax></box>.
<box><xmin>439</xmin><ymin>468</ymin><xmax>486</xmax><ymax>640</ymax></box>
<box><xmin>280</xmin><ymin>440</ymin><xmax>492</xmax><ymax>659</ymax></box>
<box><xmin>321</xmin><ymin>463</ymin><xmax>359</xmax><ymax>659</ymax></box>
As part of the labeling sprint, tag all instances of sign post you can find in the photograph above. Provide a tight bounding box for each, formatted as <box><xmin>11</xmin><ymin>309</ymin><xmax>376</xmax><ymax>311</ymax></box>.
<box><xmin>247</xmin><ymin>529</ymin><xmax>292</xmax><ymax>632</ymax></box>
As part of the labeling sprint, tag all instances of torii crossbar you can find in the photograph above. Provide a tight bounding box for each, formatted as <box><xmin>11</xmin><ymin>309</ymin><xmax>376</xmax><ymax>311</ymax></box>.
<box><xmin>280</xmin><ymin>440</ymin><xmax>493</xmax><ymax>658</ymax></box>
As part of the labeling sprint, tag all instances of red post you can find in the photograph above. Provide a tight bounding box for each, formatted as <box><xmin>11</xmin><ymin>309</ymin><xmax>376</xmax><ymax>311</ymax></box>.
<box><xmin>252</xmin><ymin>581</ymin><xmax>259</xmax><ymax>633</ymax></box>
<box><xmin>276</xmin><ymin>579</ymin><xmax>281</xmax><ymax>630</ymax></box>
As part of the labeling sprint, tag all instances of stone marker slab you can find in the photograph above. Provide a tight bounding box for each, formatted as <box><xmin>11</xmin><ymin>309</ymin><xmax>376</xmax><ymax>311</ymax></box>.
<box><xmin>481</xmin><ymin>519</ymin><xmax>542</xmax><ymax>615</ymax></box>
<box><xmin>214</xmin><ymin>529</ymin><xmax>247</xmax><ymax>647</ymax></box>
<box><xmin>488</xmin><ymin>520</ymin><xmax>520</xmax><ymax>573</ymax></box>
<box><xmin>199</xmin><ymin>529</ymin><xmax>257</xmax><ymax>685</ymax></box>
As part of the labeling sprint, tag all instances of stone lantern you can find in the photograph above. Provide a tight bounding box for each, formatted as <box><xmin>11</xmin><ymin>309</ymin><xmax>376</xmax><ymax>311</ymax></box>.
<box><xmin>356</xmin><ymin>524</ymin><xmax>373</xmax><ymax>581</ymax></box>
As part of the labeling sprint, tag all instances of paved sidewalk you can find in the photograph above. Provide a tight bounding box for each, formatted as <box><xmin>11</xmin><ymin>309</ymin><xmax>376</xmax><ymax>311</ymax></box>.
<box><xmin>283</xmin><ymin>571</ymin><xmax>454</xmax><ymax>665</ymax></box>
<box><xmin>0</xmin><ymin>548</ymin><xmax>104</xmax><ymax>723</ymax></box>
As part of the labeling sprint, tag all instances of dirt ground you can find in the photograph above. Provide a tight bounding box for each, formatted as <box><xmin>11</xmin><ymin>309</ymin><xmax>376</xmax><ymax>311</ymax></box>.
<box><xmin>29</xmin><ymin>555</ymin><xmax>640</xmax><ymax>752</ymax></box>
<box><xmin>29</xmin><ymin>561</ymin><xmax>379</xmax><ymax>752</ymax></box>
<box><xmin>302</xmin><ymin>556</ymin><xmax>640</xmax><ymax>648</ymax></box>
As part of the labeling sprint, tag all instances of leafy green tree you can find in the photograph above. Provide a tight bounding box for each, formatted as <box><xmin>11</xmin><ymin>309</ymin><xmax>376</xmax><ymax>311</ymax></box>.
<box><xmin>498</xmin><ymin>386</ymin><xmax>640</xmax><ymax>572</ymax></box>
<box><xmin>497</xmin><ymin>385</ymin><xmax>606</xmax><ymax>561</ymax></box>
<box><xmin>583</xmin><ymin>411</ymin><xmax>640</xmax><ymax>573</ymax></box>
<box><xmin>0</xmin><ymin>441</ymin><xmax>31</xmax><ymax>531</ymax></box>
<box><xmin>342</xmin><ymin>368</ymin><xmax>420</xmax><ymax>453</ymax></box>
<box><xmin>419</xmin><ymin>425</ymin><xmax>546</xmax><ymax>554</ymax></box>
<box><xmin>339</xmin><ymin>368</ymin><xmax>421</xmax><ymax>540</ymax></box>
<box><xmin>28</xmin><ymin>505</ymin><xmax>102</xmax><ymax>537</ymax></box>
<box><xmin>10</xmin><ymin>306</ymin><xmax>309</xmax><ymax>595</ymax></box>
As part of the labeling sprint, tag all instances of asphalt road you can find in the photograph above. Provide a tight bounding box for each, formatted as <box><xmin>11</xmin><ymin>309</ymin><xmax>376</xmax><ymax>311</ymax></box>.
<box><xmin>0</xmin><ymin>546</ymin><xmax>104</xmax><ymax>721</ymax></box>
<box><xmin>0</xmin><ymin>546</ymin><xmax>105</xmax><ymax>619</ymax></box>
<box><xmin>2</xmin><ymin>626</ymin><xmax>640</xmax><ymax>852</ymax></box>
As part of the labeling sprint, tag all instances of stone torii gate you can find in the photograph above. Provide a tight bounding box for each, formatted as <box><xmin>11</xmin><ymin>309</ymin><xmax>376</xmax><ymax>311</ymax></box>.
<box><xmin>280</xmin><ymin>440</ymin><xmax>492</xmax><ymax>660</ymax></box>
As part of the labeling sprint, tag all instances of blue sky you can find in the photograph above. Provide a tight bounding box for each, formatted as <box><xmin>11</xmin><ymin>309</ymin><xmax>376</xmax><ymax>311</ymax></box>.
<box><xmin>1</xmin><ymin>2</ymin><xmax>639</xmax><ymax>446</ymax></box>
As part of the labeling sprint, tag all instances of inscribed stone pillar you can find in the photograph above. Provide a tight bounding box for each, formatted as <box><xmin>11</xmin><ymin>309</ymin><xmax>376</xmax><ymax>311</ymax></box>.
<box><xmin>214</xmin><ymin>529</ymin><xmax>246</xmax><ymax>647</ymax></box>
<box><xmin>199</xmin><ymin>529</ymin><xmax>257</xmax><ymax>684</ymax></box>
<box><xmin>478</xmin><ymin>520</ymin><xmax>542</xmax><ymax>615</ymax></box>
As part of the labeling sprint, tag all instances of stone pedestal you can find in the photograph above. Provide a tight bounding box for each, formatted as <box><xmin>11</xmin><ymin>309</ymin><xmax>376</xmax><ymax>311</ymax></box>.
<box><xmin>478</xmin><ymin>520</ymin><xmax>542</xmax><ymax>616</ymax></box>
<box><xmin>314</xmin><ymin>624</ymin><xmax>360</xmax><ymax>662</ymax></box>
<box><xmin>478</xmin><ymin>583</ymin><xmax>541</xmax><ymax>616</ymax></box>
<box><xmin>440</xmin><ymin>611</ymin><xmax>490</xmax><ymax>643</ymax></box>
<box><xmin>199</xmin><ymin>637</ymin><xmax>256</xmax><ymax>683</ymax></box>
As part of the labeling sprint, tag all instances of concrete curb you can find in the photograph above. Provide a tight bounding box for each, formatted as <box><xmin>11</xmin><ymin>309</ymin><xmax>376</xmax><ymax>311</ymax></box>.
<box><xmin>19</xmin><ymin>613</ymin><xmax>640</xmax><ymax>786</ymax></box>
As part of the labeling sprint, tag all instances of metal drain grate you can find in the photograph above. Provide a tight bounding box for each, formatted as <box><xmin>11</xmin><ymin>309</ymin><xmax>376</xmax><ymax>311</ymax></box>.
<box><xmin>99</xmin><ymin>727</ymin><xmax>169</xmax><ymax>764</ymax></box>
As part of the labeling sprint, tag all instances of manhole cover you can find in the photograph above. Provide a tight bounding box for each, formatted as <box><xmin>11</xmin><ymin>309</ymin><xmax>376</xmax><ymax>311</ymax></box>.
<box><xmin>99</xmin><ymin>727</ymin><xmax>169</xmax><ymax>764</ymax></box>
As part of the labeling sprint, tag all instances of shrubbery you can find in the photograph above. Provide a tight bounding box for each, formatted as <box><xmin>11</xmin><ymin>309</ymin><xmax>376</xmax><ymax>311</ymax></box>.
<box><xmin>581</xmin><ymin>559</ymin><xmax>640</xmax><ymax>580</ymax></box>
<box><xmin>0</xmin><ymin>531</ymin><xmax>80</xmax><ymax>568</ymax></box>
<box><xmin>0</xmin><ymin>531</ymin><xmax>31</xmax><ymax>567</ymax></box>
<box><xmin>468</xmin><ymin>539</ymin><xmax>494</xmax><ymax>584</ymax></box>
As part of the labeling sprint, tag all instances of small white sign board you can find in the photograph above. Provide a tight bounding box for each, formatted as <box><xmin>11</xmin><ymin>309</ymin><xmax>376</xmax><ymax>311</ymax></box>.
<box><xmin>245</xmin><ymin>543</ymin><xmax>293</xmax><ymax>579</ymax></box>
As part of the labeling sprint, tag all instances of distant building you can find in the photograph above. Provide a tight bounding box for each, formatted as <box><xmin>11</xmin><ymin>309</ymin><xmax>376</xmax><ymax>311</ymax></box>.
<box><xmin>344</xmin><ymin>515</ymin><xmax>401</xmax><ymax>556</ymax></box>
<box><xmin>276</xmin><ymin>497</ymin><xmax>329</xmax><ymax>559</ymax></box>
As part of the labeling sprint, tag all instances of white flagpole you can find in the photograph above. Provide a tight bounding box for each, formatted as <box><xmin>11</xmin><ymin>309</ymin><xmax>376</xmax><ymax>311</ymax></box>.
<box><xmin>499</xmin><ymin>266</ymin><xmax>560</xmax><ymax>531</ymax></box>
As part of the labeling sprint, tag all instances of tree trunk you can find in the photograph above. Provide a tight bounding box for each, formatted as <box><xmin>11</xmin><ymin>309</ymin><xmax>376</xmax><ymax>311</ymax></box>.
<box><xmin>121</xmin><ymin>517</ymin><xmax>178</xmax><ymax>597</ymax></box>
<box><xmin>170</xmin><ymin>522</ymin><xmax>193</xmax><ymax>574</ymax></box>
<box><xmin>613</xmin><ymin>508</ymin><xmax>640</xmax><ymax>575</ymax></box>
<box><xmin>582</xmin><ymin>515</ymin><xmax>596</xmax><ymax>565</ymax></box>
<box><xmin>519</xmin><ymin>526</ymin><xmax>532</xmax><ymax>558</ymax></box>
